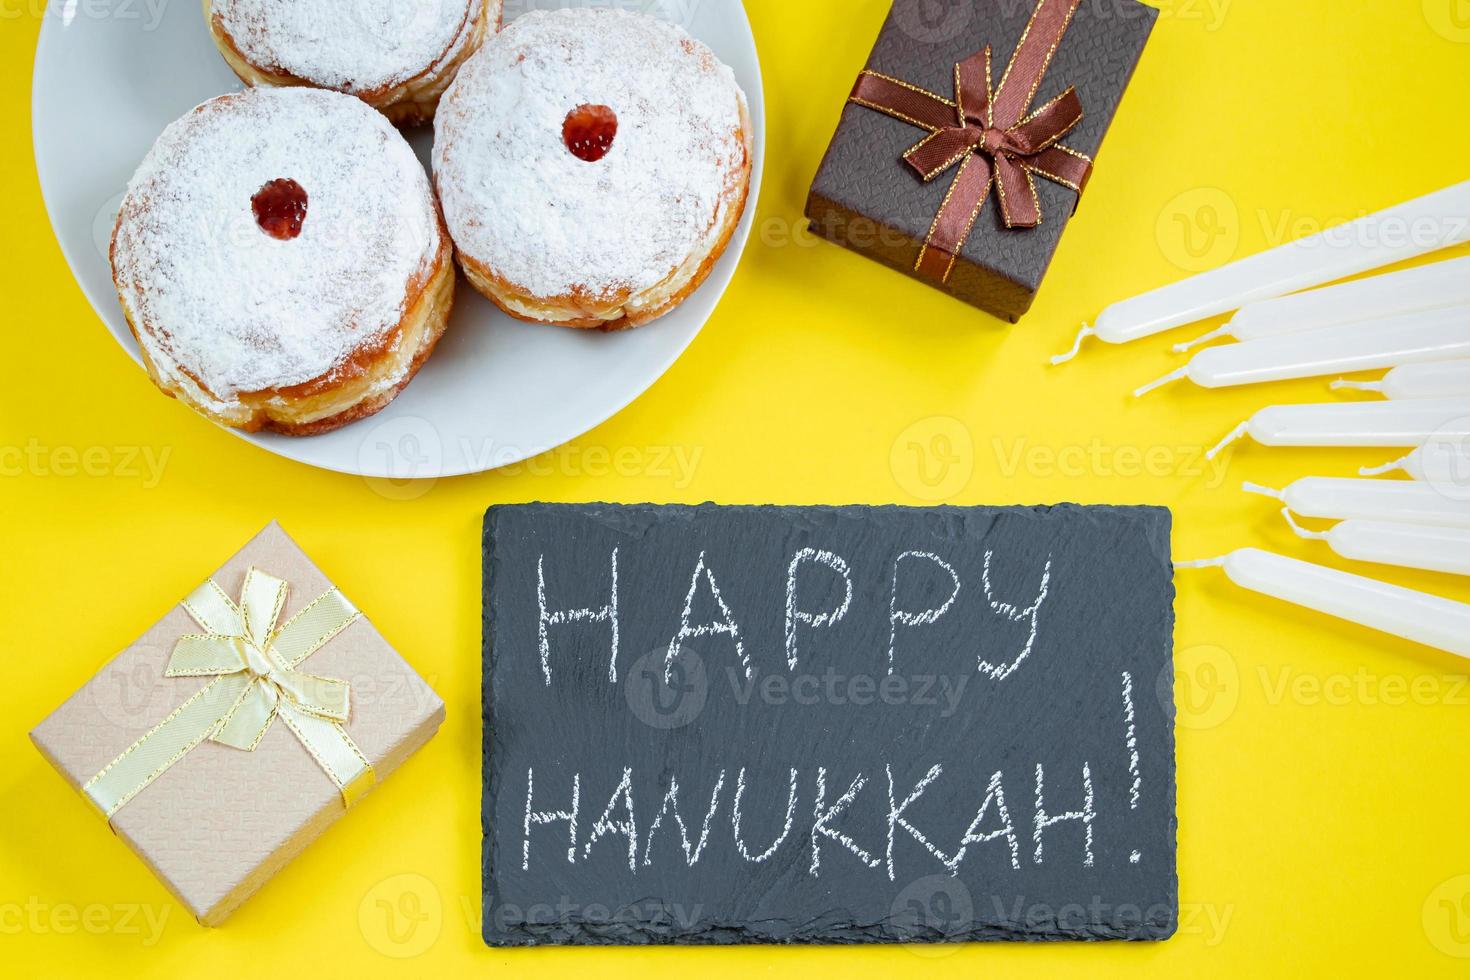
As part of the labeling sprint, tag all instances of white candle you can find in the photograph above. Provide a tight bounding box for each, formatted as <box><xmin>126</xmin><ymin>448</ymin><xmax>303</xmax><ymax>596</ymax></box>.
<box><xmin>1276</xmin><ymin>510</ymin><xmax>1470</xmax><ymax>576</ymax></box>
<box><xmin>1243</xmin><ymin>477</ymin><xmax>1470</xmax><ymax>528</ymax></box>
<box><xmin>1207</xmin><ymin>398</ymin><xmax>1470</xmax><ymax>460</ymax></box>
<box><xmin>1333</xmin><ymin>358</ymin><xmax>1470</xmax><ymax>399</ymax></box>
<box><xmin>1134</xmin><ymin>306</ymin><xmax>1470</xmax><ymax>396</ymax></box>
<box><xmin>1177</xmin><ymin>549</ymin><xmax>1470</xmax><ymax>658</ymax></box>
<box><xmin>1362</xmin><ymin>441</ymin><xmax>1470</xmax><ymax>487</ymax></box>
<box><xmin>1173</xmin><ymin>255</ymin><xmax>1470</xmax><ymax>353</ymax></box>
<box><xmin>1052</xmin><ymin>179</ymin><xmax>1470</xmax><ymax>364</ymax></box>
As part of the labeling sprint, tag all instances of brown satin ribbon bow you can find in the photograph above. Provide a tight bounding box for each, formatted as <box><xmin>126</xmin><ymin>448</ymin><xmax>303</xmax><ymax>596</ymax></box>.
<box><xmin>849</xmin><ymin>0</ymin><xmax>1092</xmax><ymax>283</ymax></box>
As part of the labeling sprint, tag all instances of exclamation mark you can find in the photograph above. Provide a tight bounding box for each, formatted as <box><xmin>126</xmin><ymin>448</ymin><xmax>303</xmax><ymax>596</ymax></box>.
<box><xmin>1120</xmin><ymin>670</ymin><xmax>1141</xmax><ymax>865</ymax></box>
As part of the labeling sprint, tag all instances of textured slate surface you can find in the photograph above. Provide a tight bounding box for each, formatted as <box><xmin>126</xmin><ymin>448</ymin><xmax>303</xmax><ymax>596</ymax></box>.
<box><xmin>806</xmin><ymin>0</ymin><xmax>1157</xmax><ymax>320</ymax></box>
<box><xmin>483</xmin><ymin>504</ymin><xmax>1177</xmax><ymax>946</ymax></box>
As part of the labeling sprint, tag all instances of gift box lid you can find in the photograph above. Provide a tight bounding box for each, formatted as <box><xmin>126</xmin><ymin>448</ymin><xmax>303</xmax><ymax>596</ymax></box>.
<box><xmin>30</xmin><ymin>522</ymin><xmax>445</xmax><ymax>926</ymax></box>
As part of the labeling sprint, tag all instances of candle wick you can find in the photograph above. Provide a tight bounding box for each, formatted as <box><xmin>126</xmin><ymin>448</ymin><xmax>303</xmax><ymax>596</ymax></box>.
<box><xmin>1172</xmin><ymin>325</ymin><xmax>1229</xmax><ymax>354</ymax></box>
<box><xmin>1133</xmin><ymin>367</ymin><xmax>1189</xmax><ymax>398</ymax></box>
<box><xmin>1330</xmin><ymin>378</ymin><xmax>1384</xmax><ymax>393</ymax></box>
<box><xmin>1360</xmin><ymin>454</ymin><xmax>1407</xmax><ymax>477</ymax></box>
<box><xmin>1280</xmin><ymin>508</ymin><xmax>1331</xmax><ymax>542</ymax></box>
<box><xmin>1050</xmin><ymin>323</ymin><xmax>1095</xmax><ymax>366</ymax></box>
<box><xmin>1175</xmin><ymin>557</ymin><xmax>1228</xmax><ymax>570</ymax></box>
<box><xmin>1241</xmin><ymin>482</ymin><xmax>1285</xmax><ymax>501</ymax></box>
<box><xmin>1206</xmin><ymin>422</ymin><xmax>1249</xmax><ymax>462</ymax></box>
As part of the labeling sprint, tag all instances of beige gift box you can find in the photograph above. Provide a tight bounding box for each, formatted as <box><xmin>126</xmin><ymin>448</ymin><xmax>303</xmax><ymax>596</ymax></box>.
<box><xmin>29</xmin><ymin>522</ymin><xmax>445</xmax><ymax>926</ymax></box>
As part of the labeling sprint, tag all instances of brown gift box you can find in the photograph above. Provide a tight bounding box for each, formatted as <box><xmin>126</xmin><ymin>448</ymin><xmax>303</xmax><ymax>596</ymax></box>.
<box><xmin>806</xmin><ymin>0</ymin><xmax>1156</xmax><ymax>322</ymax></box>
<box><xmin>29</xmin><ymin>522</ymin><xmax>445</xmax><ymax>926</ymax></box>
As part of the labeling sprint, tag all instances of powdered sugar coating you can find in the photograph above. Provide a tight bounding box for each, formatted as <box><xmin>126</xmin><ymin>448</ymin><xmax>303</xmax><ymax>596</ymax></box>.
<box><xmin>112</xmin><ymin>88</ymin><xmax>443</xmax><ymax>404</ymax></box>
<box><xmin>433</xmin><ymin>8</ymin><xmax>748</xmax><ymax>300</ymax></box>
<box><xmin>214</xmin><ymin>0</ymin><xmax>488</xmax><ymax>94</ymax></box>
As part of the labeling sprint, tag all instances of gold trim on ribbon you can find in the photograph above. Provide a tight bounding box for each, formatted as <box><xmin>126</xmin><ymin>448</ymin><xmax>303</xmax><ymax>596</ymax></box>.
<box><xmin>83</xmin><ymin>568</ymin><xmax>376</xmax><ymax>819</ymax></box>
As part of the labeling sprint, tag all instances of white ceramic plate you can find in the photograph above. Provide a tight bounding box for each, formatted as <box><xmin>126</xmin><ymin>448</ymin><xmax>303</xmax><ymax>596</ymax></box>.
<box><xmin>33</xmin><ymin>0</ymin><xmax>764</xmax><ymax>479</ymax></box>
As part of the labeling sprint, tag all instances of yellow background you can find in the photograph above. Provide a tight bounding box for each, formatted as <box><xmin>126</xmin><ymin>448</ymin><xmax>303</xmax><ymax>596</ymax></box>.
<box><xmin>4</xmin><ymin>0</ymin><xmax>1470</xmax><ymax>975</ymax></box>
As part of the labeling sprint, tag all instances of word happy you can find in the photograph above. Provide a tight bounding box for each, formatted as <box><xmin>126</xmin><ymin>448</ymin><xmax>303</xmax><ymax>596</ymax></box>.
<box><xmin>535</xmin><ymin>547</ymin><xmax>1054</xmax><ymax>686</ymax></box>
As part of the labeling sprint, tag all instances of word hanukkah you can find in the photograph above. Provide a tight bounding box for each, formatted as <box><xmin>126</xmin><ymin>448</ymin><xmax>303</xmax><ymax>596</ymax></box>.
<box><xmin>519</xmin><ymin>760</ymin><xmax>1112</xmax><ymax>877</ymax></box>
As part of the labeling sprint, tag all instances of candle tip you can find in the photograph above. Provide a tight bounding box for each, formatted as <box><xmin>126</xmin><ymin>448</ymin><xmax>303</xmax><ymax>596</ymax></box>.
<box><xmin>1175</xmin><ymin>557</ymin><xmax>1228</xmax><ymax>570</ymax></box>
<box><xmin>1330</xmin><ymin>378</ymin><xmax>1384</xmax><ymax>394</ymax></box>
<box><xmin>1241</xmin><ymin>482</ymin><xmax>1284</xmax><ymax>501</ymax></box>
<box><xmin>1133</xmin><ymin>367</ymin><xmax>1189</xmax><ymax>398</ymax></box>
<box><xmin>1050</xmin><ymin>324</ymin><xmax>1095</xmax><ymax>366</ymax></box>
<box><xmin>1172</xmin><ymin>325</ymin><xmax>1229</xmax><ymax>354</ymax></box>
<box><xmin>1360</xmin><ymin>455</ymin><xmax>1406</xmax><ymax>477</ymax></box>
<box><xmin>1280</xmin><ymin>508</ymin><xmax>1331</xmax><ymax>542</ymax></box>
<box><xmin>1206</xmin><ymin>422</ymin><xmax>1249</xmax><ymax>462</ymax></box>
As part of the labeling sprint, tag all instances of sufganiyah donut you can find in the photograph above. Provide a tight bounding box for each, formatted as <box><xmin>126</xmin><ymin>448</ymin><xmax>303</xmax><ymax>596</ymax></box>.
<box><xmin>433</xmin><ymin>8</ymin><xmax>753</xmax><ymax>330</ymax></box>
<box><xmin>205</xmin><ymin>0</ymin><xmax>498</xmax><ymax>125</ymax></box>
<box><xmin>111</xmin><ymin>87</ymin><xmax>454</xmax><ymax>436</ymax></box>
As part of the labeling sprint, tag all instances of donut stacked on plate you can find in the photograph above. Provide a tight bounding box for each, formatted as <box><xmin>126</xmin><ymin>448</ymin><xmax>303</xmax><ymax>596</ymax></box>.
<box><xmin>206</xmin><ymin>0</ymin><xmax>499</xmax><ymax>125</ymax></box>
<box><xmin>112</xmin><ymin>5</ymin><xmax>752</xmax><ymax>436</ymax></box>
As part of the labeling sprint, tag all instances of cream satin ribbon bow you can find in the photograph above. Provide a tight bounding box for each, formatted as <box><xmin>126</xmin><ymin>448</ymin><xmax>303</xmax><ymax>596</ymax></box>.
<box><xmin>84</xmin><ymin>568</ymin><xmax>376</xmax><ymax>819</ymax></box>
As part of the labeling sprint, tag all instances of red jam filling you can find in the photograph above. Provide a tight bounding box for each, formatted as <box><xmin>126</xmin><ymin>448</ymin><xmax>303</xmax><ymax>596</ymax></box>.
<box><xmin>252</xmin><ymin>178</ymin><xmax>308</xmax><ymax>241</ymax></box>
<box><xmin>563</xmin><ymin>104</ymin><xmax>618</xmax><ymax>163</ymax></box>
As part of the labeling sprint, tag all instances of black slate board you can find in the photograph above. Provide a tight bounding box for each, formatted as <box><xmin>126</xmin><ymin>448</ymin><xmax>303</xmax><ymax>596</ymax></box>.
<box><xmin>483</xmin><ymin>504</ymin><xmax>1177</xmax><ymax>946</ymax></box>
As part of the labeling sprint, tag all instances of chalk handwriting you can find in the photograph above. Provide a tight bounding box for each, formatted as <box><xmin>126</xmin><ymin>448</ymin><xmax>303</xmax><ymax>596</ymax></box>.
<box><xmin>785</xmin><ymin>548</ymin><xmax>853</xmax><ymax>672</ymax></box>
<box><xmin>811</xmin><ymin>768</ymin><xmax>881</xmax><ymax>876</ymax></box>
<box><xmin>538</xmin><ymin>549</ymin><xmax>619</xmax><ymax>686</ymax></box>
<box><xmin>887</xmin><ymin>552</ymin><xmax>961</xmax><ymax>676</ymax></box>
<box><xmin>731</xmin><ymin>767</ymin><xmax>798</xmax><ymax>862</ymax></box>
<box><xmin>534</xmin><ymin>546</ymin><xmax>1057</xmax><ymax>684</ymax></box>
<box><xmin>584</xmin><ymin>767</ymin><xmax>639</xmax><ymax>872</ymax></box>
<box><xmin>522</xmin><ymin>768</ymin><xmax>580</xmax><ymax>872</ymax></box>
<box><xmin>1034</xmin><ymin>763</ymin><xmax>1095</xmax><ymax>868</ymax></box>
<box><xmin>667</xmin><ymin>552</ymin><xmax>752</xmax><ymax>682</ymax></box>
<box><xmin>643</xmin><ymin>771</ymin><xmax>727</xmax><ymax>868</ymax></box>
<box><xmin>521</xmin><ymin>765</ymin><xmax>1104</xmax><ymax>878</ymax></box>
<box><xmin>977</xmin><ymin>551</ymin><xmax>1053</xmax><ymax>680</ymax></box>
